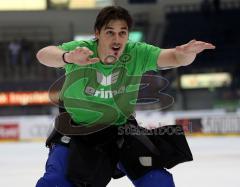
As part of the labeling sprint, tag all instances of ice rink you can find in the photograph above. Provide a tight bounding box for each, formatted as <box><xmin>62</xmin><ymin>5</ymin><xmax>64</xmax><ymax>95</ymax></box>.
<box><xmin>1</xmin><ymin>136</ymin><xmax>240</xmax><ymax>187</ymax></box>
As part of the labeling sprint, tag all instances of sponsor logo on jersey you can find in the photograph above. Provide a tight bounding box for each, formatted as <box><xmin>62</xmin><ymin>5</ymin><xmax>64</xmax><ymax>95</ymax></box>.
<box><xmin>84</xmin><ymin>71</ymin><xmax>124</xmax><ymax>99</ymax></box>
<box><xmin>85</xmin><ymin>86</ymin><xmax>125</xmax><ymax>99</ymax></box>
<box><xmin>96</xmin><ymin>71</ymin><xmax>120</xmax><ymax>86</ymax></box>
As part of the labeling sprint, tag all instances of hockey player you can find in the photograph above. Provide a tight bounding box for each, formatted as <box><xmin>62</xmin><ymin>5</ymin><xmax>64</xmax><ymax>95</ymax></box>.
<box><xmin>36</xmin><ymin>6</ymin><xmax>215</xmax><ymax>187</ymax></box>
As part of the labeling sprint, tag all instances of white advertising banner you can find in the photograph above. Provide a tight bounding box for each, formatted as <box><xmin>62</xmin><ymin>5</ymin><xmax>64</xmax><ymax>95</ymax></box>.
<box><xmin>1</xmin><ymin>110</ymin><xmax>240</xmax><ymax>141</ymax></box>
<box><xmin>0</xmin><ymin>115</ymin><xmax>54</xmax><ymax>140</ymax></box>
<box><xmin>202</xmin><ymin>115</ymin><xmax>240</xmax><ymax>134</ymax></box>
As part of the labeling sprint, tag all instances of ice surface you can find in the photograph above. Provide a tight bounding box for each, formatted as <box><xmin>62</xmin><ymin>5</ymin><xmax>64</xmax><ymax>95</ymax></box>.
<box><xmin>0</xmin><ymin>137</ymin><xmax>240</xmax><ymax>187</ymax></box>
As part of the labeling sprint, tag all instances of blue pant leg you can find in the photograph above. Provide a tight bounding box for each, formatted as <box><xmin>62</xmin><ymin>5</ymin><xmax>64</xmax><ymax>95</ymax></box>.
<box><xmin>36</xmin><ymin>144</ymin><xmax>75</xmax><ymax>187</ymax></box>
<box><xmin>118</xmin><ymin>163</ymin><xmax>175</xmax><ymax>187</ymax></box>
<box><xmin>132</xmin><ymin>169</ymin><xmax>175</xmax><ymax>187</ymax></box>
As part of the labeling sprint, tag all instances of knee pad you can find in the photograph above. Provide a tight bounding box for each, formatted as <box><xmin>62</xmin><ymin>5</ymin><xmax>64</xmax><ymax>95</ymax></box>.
<box><xmin>133</xmin><ymin>169</ymin><xmax>175</xmax><ymax>187</ymax></box>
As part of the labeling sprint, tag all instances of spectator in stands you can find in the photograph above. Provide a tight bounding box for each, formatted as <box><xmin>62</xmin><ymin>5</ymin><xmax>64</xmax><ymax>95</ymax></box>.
<box><xmin>35</xmin><ymin>6</ymin><xmax>215</xmax><ymax>187</ymax></box>
<box><xmin>20</xmin><ymin>38</ymin><xmax>31</xmax><ymax>65</ymax></box>
<box><xmin>8</xmin><ymin>39</ymin><xmax>21</xmax><ymax>65</ymax></box>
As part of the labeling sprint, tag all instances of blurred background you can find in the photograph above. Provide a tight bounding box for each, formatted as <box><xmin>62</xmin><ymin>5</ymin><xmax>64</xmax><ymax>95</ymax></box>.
<box><xmin>0</xmin><ymin>0</ymin><xmax>240</xmax><ymax>187</ymax></box>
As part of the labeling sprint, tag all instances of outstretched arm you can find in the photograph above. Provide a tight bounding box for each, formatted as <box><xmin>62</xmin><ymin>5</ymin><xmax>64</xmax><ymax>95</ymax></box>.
<box><xmin>36</xmin><ymin>46</ymin><xmax>99</xmax><ymax>68</ymax></box>
<box><xmin>157</xmin><ymin>40</ymin><xmax>216</xmax><ymax>68</ymax></box>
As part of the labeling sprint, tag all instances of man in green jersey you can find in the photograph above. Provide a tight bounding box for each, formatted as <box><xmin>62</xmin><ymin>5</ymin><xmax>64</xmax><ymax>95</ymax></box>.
<box><xmin>36</xmin><ymin>6</ymin><xmax>215</xmax><ymax>187</ymax></box>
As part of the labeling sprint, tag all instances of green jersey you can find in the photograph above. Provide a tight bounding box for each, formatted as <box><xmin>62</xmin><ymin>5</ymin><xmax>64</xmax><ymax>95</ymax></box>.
<box><xmin>59</xmin><ymin>39</ymin><xmax>161</xmax><ymax>126</ymax></box>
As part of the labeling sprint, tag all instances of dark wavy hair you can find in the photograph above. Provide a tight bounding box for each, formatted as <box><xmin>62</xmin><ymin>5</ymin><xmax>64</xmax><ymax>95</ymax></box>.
<box><xmin>94</xmin><ymin>6</ymin><xmax>133</xmax><ymax>32</ymax></box>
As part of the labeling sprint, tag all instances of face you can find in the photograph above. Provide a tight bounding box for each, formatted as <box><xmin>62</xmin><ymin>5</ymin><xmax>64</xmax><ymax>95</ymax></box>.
<box><xmin>95</xmin><ymin>19</ymin><xmax>129</xmax><ymax>64</ymax></box>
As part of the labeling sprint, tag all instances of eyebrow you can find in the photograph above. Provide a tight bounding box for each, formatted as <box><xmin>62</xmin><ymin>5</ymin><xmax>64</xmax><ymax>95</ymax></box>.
<box><xmin>104</xmin><ymin>26</ymin><xmax>128</xmax><ymax>30</ymax></box>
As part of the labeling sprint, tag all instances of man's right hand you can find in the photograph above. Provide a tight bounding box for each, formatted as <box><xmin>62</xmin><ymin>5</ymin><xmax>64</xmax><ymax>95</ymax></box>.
<box><xmin>64</xmin><ymin>47</ymin><xmax>100</xmax><ymax>65</ymax></box>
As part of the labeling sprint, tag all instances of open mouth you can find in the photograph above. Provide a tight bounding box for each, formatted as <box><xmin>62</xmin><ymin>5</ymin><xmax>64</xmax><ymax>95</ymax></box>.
<box><xmin>112</xmin><ymin>46</ymin><xmax>121</xmax><ymax>51</ymax></box>
<box><xmin>111</xmin><ymin>46</ymin><xmax>121</xmax><ymax>56</ymax></box>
